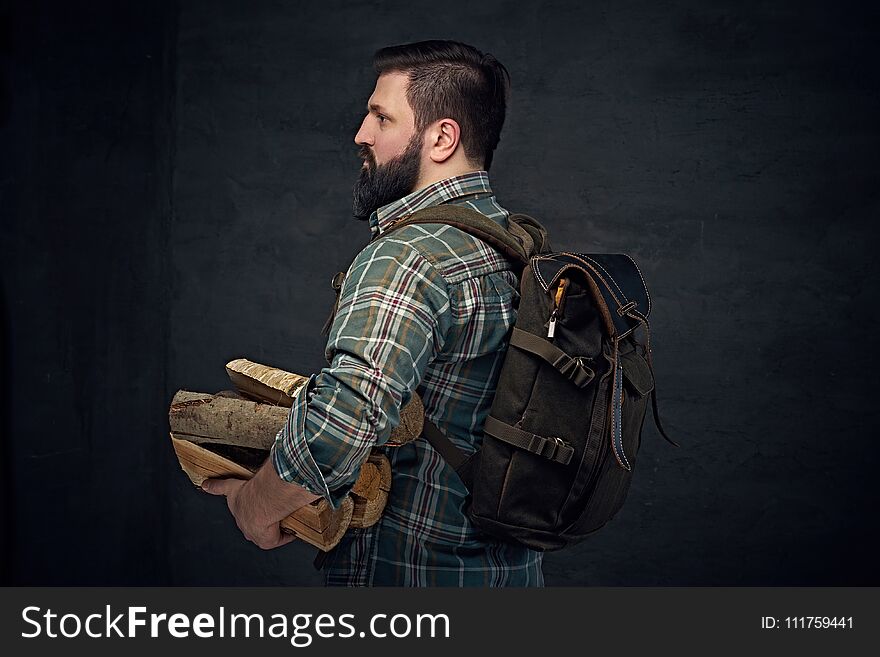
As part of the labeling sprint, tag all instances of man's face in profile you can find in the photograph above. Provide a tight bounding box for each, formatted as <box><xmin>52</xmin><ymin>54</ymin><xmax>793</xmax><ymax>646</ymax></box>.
<box><xmin>352</xmin><ymin>71</ymin><xmax>424</xmax><ymax>221</ymax></box>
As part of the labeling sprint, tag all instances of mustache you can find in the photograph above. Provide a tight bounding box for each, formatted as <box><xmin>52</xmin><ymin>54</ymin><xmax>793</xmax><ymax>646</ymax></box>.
<box><xmin>358</xmin><ymin>146</ymin><xmax>376</xmax><ymax>169</ymax></box>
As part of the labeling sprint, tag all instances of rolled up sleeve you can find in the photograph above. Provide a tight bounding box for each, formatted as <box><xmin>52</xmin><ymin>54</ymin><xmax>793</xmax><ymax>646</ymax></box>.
<box><xmin>270</xmin><ymin>235</ymin><xmax>451</xmax><ymax>508</ymax></box>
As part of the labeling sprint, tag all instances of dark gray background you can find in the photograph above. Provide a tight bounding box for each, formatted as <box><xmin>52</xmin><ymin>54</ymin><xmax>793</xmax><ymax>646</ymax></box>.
<box><xmin>2</xmin><ymin>0</ymin><xmax>877</xmax><ymax>585</ymax></box>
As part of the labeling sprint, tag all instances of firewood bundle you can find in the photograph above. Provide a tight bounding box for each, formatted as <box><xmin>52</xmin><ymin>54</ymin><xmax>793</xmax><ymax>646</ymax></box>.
<box><xmin>169</xmin><ymin>359</ymin><xmax>424</xmax><ymax>551</ymax></box>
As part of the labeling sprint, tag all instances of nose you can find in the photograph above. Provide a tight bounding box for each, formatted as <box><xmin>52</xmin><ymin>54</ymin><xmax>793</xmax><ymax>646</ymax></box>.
<box><xmin>354</xmin><ymin>114</ymin><xmax>372</xmax><ymax>146</ymax></box>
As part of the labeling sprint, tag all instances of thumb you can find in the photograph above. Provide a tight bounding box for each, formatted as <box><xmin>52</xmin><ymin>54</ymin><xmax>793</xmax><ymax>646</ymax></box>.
<box><xmin>201</xmin><ymin>477</ymin><xmax>237</xmax><ymax>496</ymax></box>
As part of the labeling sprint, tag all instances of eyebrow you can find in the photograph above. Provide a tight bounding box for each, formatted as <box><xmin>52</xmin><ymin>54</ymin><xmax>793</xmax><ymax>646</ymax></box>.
<box><xmin>368</xmin><ymin>102</ymin><xmax>392</xmax><ymax>116</ymax></box>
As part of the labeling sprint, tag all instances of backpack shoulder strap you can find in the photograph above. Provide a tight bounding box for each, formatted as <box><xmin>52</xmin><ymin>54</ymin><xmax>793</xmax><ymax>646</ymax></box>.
<box><xmin>376</xmin><ymin>204</ymin><xmax>552</xmax><ymax>264</ymax></box>
<box><xmin>373</xmin><ymin>204</ymin><xmax>554</xmax><ymax>483</ymax></box>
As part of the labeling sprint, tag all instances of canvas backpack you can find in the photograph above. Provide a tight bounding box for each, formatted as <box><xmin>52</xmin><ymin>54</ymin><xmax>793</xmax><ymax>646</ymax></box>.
<box><xmin>332</xmin><ymin>204</ymin><xmax>678</xmax><ymax>552</ymax></box>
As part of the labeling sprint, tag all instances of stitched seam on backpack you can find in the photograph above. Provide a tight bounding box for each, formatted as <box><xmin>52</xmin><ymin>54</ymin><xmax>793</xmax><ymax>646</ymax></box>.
<box><xmin>495</xmin><ymin>452</ymin><xmax>516</xmax><ymax>520</ymax></box>
<box><xmin>622</xmin><ymin>253</ymin><xmax>652</xmax><ymax>316</ymax></box>
<box><xmin>564</xmin><ymin>255</ymin><xmax>625</xmax><ymax>309</ymax></box>
<box><xmin>575</xmin><ymin>252</ymin><xmax>652</xmax><ymax>318</ymax></box>
<box><xmin>532</xmin><ymin>256</ymin><xmax>554</xmax><ymax>291</ymax></box>
<box><xmin>493</xmin><ymin>346</ymin><xmax>545</xmax><ymax>520</ymax></box>
<box><xmin>575</xmin><ymin>254</ymin><xmax>629</xmax><ymax>304</ymax></box>
<box><xmin>556</xmin><ymin>363</ymin><xmax>611</xmax><ymax>530</ymax></box>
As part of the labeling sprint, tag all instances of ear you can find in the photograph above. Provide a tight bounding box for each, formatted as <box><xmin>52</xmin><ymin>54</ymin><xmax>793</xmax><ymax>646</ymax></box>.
<box><xmin>424</xmin><ymin>118</ymin><xmax>461</xmax><ymax>164</ymax></box>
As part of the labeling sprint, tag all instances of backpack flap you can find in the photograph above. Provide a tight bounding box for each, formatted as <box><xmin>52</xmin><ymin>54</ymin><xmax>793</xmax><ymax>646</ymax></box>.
<box><xmin>532</xmin><ymin>252</ymin><xmax>650</xmax><ymax>340</ymax></box>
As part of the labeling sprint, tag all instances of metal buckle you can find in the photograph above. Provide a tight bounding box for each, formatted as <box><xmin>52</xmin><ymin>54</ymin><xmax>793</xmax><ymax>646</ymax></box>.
<box><xmin>542</xmin><ymin>436</ymin><xmax>565</xmax><ymax>460</ymax></box>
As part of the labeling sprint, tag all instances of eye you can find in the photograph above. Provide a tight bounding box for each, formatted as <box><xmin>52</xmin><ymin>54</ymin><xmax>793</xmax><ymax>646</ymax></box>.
<box><xmin>377</xmin><ymin>114</ymin><xmax>388</xmax><ymax>124</ymax></box>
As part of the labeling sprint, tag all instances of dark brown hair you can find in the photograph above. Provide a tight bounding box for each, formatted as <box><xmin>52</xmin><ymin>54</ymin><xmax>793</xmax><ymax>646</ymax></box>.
<box><xmin>373</xmin><ymin>40</ymin><xmax>511</xmax><ymax>171</ymax></box>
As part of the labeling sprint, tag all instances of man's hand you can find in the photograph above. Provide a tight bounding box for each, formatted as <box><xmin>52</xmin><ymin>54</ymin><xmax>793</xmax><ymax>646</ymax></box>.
<box><xmin>202</xmin><ymin>459</ymin><xmax>321</xmax><ymax>550</ymax></box>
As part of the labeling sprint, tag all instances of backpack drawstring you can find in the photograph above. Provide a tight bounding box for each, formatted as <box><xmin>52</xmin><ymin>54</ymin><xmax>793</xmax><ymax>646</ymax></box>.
<box><xmin>625</xmin><ymin>309</ymin><xmax>680</xmax><ymax>448</ymax></box>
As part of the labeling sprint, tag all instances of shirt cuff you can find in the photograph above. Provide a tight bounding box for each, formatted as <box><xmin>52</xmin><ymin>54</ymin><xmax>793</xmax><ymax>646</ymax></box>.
<box><xmin>270</xmin><ymin>373</ymin><xmax>351</xmax><ymax>510</ymax></box>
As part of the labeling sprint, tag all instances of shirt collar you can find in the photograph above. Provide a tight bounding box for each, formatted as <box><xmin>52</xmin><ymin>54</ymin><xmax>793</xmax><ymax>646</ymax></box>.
<box><xmin>368</xmin><ymin>170</ymin><xmax>494</xmax><ymax>238</ymax></box>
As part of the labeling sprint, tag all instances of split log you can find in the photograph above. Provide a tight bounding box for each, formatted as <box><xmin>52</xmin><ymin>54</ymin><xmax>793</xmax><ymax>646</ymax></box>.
<box><xmin>225</xmin><ymin>358</ymin><xmax>425</xmax><ymax>446</ymax></box>
<box><xmin>225</xmin><ymin>358</ymin><xmax>309</xmax><ymax>407</ymax></box>
<box><xmin>171</xmin><ymin>436</ymin><xmax>352</xmax><ymax>551</ymax></box>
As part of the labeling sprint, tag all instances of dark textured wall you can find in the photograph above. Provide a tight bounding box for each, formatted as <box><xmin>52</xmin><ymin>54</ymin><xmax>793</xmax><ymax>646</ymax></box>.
<box><xmin>170</xmin><ymin>0</ymin><xmax>880</xmax><ymax>585</ymax></box>
<box><xmin>0</xmin><ymin>1</ymin><xmax>175</xmax><ymax>584</ymax></box>
<box><xmin>3</xmin><ymin>0</ymin><xmax>878</xmax><ymax>585</ymax></box>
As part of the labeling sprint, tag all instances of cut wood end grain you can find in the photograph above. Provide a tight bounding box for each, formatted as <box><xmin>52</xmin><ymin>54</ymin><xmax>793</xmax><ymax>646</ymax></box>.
<box><xmin>348</xmin><ymin>452</ymin><xmax>391</xmax><ymax>530</ymax></box>
<box><xmin>387</xmin><ymin>391</ymin><xmax>425</xmax><ymax>446</ymax></box>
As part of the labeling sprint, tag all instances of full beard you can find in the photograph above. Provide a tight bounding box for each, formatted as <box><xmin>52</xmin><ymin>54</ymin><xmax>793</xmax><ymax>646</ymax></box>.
<box><xmin>352</xmin><ymin>134</ymin><xmax>422</xmax><ymax>222</ymax></box>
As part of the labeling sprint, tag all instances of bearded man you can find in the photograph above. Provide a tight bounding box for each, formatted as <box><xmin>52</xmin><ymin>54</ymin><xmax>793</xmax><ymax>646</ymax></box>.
<box><xmin>203</xmin><ymin>40</ymin><xmax>544</xmax><ymax>587</ymax></box>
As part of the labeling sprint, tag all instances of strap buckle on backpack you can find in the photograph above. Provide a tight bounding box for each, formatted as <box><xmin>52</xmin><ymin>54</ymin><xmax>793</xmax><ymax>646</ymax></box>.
<box><xmin>510</xmin><ymin>328</ymin><xmax>595</xmax><ymax>389</ymax></box>
<box><xmin>483</xmin><ymin>416</ymin><xmax>574</xmax><ymax>466</ymax></box>
<box><xmin>537</xmin><ymin>436</ymin><xmax>571</xmax><ymax>463</ymax></box>
<box><xmin>552</xmin><ymin>354</ymin><xmax>595</xmax><ymax>388</ymax></box>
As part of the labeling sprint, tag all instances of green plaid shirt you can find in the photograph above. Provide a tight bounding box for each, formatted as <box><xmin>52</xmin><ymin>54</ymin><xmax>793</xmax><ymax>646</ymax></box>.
<box><xmin>271</xmin><ymin>171</ymin><xmax>544</xmax><ymax>586</ymax></box>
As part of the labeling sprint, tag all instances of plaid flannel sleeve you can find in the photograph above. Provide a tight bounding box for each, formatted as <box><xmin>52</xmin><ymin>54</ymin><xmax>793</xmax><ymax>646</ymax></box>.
<box><xmin>270</xmin><ymin>234</ymin><xmax>452</xmax><ymax>508</ymax></box>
